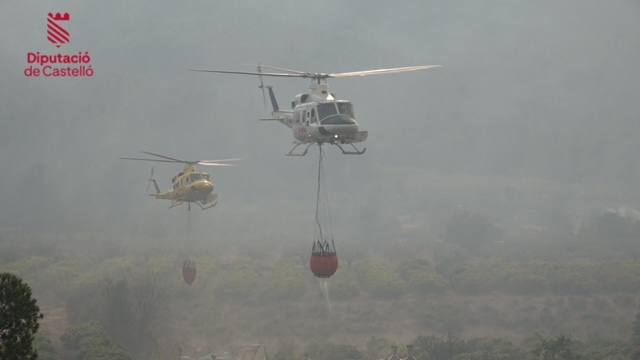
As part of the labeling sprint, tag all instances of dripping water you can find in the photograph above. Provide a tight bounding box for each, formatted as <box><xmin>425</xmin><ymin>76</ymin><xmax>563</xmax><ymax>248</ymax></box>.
<box><xmin>320</xmin><ymin>279</ymin><xmax>332</xmax><ymax>313</ymax></box>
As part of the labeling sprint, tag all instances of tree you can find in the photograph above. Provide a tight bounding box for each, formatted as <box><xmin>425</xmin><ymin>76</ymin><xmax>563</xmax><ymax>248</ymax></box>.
<box><xmin>267</xmin><ymin>259</ymin><xmax>306</xmax><ymax>301</ymax></box>
<box><xmin>101</xmin><ymin>278</ymin><xmax>161</xmax><ymax>358</ymax></box>
<box><xmin>365</xmin><ymin>336</ymin><xmax>392</xmax><ymax>360</ymax></box>
<box><xmin>304</xmin><ymin>343</ymin><xmax>363</xmax><ymax>360</ymax></box>
<box><xmin>0</xmin><ymin>272</ymin><xmax>43</xmax><ymax>360</ymax></box>
<box><xmin>531</xmin><ymin>335</ymin><xmax>580</xmax><ymax>360</ymax></box>
<box><xmin>421</xmin><ymin>304</ymin><xmax>465</xmax><ymax>339</ymax></box>
<box><xmin>412</xmin><ymin>335</ymin><xmax>461</xmax><ymax>360</ymax></box>
<box><xmin>35</xmin><ymin>335</ymin><xmax>61</xmax><ymax>360</ymax></box>
<box><xmin>271</xmin><ymin>339</ymin><xmax>298</xmax><ymax>360</ymax></box>
<box><xmin>61</xmin><ymin>322</ymin><xmax>131</xmax><ymax>360</ymax></box>
<box><xmin>397</xmin><ymin>259</ymin><xmax>448</xmax><ymax>294</ymax></box>
<box><xmin>632</xmin><ymin>310</ymin><xmax>640</xmax><ymax>360</ymax></box>
<box><xmin>215</xmin><ymin>258</ymin><xmax>263</xmax><ymax>301</ymax></box>
<box><xmin>579</xmin><ymin>209</ymin><xmax>640</xmax><ymax>257</ymax></box>
<box><xmin>355</xmin><ymin>260</ymin><xmax>406</xmax><ymax>299</ymax></box>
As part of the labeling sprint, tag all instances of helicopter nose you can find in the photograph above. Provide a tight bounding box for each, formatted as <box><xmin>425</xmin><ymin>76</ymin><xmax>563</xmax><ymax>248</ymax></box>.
<box><xmin>321</xmin><ymin>114</ymin><xmax>356</xmax><ymax>126</ymax></box>
<box><xmin>195</xmin><ymin>181</ymin><xmax>214</xmax><ymax>193</ymax></box>
<box><xmin>323</xmin><ymin>123</ymin><xmax>358</xmax><ymax>135</ymax></box>
<box><xmin>319</xmin><ymin>114</ymin><xmax>358</xmax><ymax>135</ymax></box>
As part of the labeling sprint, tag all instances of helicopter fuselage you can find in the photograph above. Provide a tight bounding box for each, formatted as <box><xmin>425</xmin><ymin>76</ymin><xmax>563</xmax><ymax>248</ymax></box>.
<box><xmin>289</xmin><ymin>101</ymin><xmax>367</xmax><ymax>145</ymax></box>
<box><xmin>153</xmin><ymin>165</ymin><xmax>218</xmax><ymax>209</ymax></box>
<box><xmin>266</xmin><ymin>83</ymin><xmax>368</xmax><ymax>153</ymax></box>
<box><xmin>156</xmin><ymin>180</ymin><xmax>214</xmax><ymax>202</ymax></box>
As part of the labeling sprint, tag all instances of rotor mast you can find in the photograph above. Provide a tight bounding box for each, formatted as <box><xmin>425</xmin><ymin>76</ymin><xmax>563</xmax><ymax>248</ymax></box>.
<box><xmin>309</xmin><ymin>76</ymin><xmax>332</xmax><ymax>100</ymax></box>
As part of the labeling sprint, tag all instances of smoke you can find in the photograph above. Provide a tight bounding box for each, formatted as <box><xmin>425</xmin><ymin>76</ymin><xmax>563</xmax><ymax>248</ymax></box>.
<box><xmin>0</xmin><ymin>0</ymin><xmax>639</xmax><ymax>282</ymax></box>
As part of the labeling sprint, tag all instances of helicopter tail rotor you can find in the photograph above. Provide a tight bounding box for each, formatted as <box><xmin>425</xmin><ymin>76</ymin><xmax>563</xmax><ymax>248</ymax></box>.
<box><xmin>256</xmin><ymin>65</ymin><xmax>280</xmax><ymax>113</ymax></box>
<box><xmin>257</xmin><ymin>64</ymin><xmax>267</xmax><ymax>109</ymax></box>
<box><xmin>266</xmin><ymin>85</ymin><xmax>279</xmax><ymax>112</ymax></box>
<box><xmin>145</xmin><ymin>167</ymin><xmax>152</xmax><ymax>193</ymax></box>
<box><xmin>146</xmin><ymin>167</ymin><xmax>160</xmax><ymax>194</ymax></box>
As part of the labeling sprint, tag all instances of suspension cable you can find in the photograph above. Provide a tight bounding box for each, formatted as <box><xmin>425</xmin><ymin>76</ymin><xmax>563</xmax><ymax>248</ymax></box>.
<box><xmin>315</xmin><ymin>144</ymin><xmax>324</xmax><ymax>244</ymax></box>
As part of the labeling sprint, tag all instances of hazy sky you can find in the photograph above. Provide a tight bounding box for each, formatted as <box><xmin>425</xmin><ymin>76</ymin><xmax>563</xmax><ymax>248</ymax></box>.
<box><xmin>1</xmin><ymin>1</ymin><xmax>639</xmax><ymax>251</ymax></box>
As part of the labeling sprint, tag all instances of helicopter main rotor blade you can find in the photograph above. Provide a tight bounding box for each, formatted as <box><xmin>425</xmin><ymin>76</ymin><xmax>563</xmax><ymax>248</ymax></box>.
<box><xmin>197</xmin><ymin>162</ymin><xmax>235</xmax><ymax>167</ymax></box>
<box><xmin>199</xmin><ymin>158</ymin><xmax>242</xmax><ymax>163</ymax></box>
<box><xmin>189</xmin><ymin>69</ymin><xmax>306</xmax><ymax>78</ymax></box>
<box><xmin>254</xmin><ymin>64</ymin><xmax>308</xmax><ymax>75</ymax></box>
<box><xmin>141</xmin><ymin>151</ymin><xmax>187</xmax><ymax>163</ymax></box>
<box><xmin>330</xmin><ymin>65</ymin><xmax>442</xmax><ymax>78</ymax></box>
<box><xmin>120</xmin><ymin>157</ymin><xmax>178</xmax><ymax>163</ymax></box>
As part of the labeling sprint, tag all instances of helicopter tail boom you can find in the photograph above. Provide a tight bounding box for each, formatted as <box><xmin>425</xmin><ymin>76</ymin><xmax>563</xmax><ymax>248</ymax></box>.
<box><xmin>259</xmin><ymin>86</ymin><xmax>292</xmax><ymax>128</ymax></box>
<box><xmin>257</xmin><ymin>83</ymin><xmax>291</xmax><ymax>127</ymax></box>
<box><xmin>259</xmin><ymin>115</ymin><xmax>292</xmax><ymax>128</ymax></box>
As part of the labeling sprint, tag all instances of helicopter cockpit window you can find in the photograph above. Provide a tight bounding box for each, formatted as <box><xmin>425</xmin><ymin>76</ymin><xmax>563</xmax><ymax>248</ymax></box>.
<box><xmin>311</xmin><ymin>108</ymin><xmax>317</xmax><ymax>123</ymax></box>
<box><xmin>190</xmin><ymin>173</ymin><xmax>208</xmax><ymax>182</ymax></box>
<box><xmin>337</xmin><ymin>102</ymin><xmax>355</xmax><ymax>118</ymax></box>
<box><xmin>317</xmin><ymin>103</ymin><xmax>338</xmax><ymax>120</ymax></box>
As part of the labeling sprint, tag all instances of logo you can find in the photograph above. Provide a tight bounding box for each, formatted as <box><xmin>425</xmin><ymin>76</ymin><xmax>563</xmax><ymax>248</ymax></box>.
<box><xmin>47</xmin><ymin>12</ymin><xmax>71</xmax><ymax>48</ymax></box>
<box><xmin>24</xmin><ymin>12</ymin><xmax>95</xmax><ymax>78</ymax></box>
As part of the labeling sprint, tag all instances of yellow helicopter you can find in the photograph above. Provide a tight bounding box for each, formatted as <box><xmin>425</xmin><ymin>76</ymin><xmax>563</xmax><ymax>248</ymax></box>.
<box><xmin>121</xmin><ymin>151</ymin><xmax>238</xmax><ymax>211</ymax></box>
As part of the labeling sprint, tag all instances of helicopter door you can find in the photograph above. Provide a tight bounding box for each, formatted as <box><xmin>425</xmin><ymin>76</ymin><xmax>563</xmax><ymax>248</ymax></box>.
<box><xmin>305</xmin><ymin>110</ymin><xmax>310</xmax><ymax>125</ymax></box>
<box><xmin>310</xmin><ymin>108</ymin><xmax>317</xmax><ymax>124</ymax></box>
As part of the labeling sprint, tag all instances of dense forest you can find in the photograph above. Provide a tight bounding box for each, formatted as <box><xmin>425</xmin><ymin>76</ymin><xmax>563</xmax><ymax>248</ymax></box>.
<box><xmin>3</xmin><ymin>205</ymin><xmax>640</xmax><ymax>359</ymax></box>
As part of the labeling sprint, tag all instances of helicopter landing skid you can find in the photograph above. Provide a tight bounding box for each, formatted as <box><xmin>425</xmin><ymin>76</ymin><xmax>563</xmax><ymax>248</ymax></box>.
<box><xmin>333</xmin><ymin>143</ymin><xmax>367</xmax><ymax>155</ymax></box>
<box><xmin>169</xmin><ymin>201</ymin><xmax>183</xmax><ymax>209</ymax></box>
<box><xmin>286</xmin><ymin>142</ymin><xmax>313</xmax><ymax>157</ymax></box>
<box><xmin>198</xmin><ymin>200</ymin><xmax>217</xmax><ymax>210</ymax></box>
<box><xmin>286</xmin><ymin>142</ymin><xmax>366</xmax><ymax>156</ymax></box>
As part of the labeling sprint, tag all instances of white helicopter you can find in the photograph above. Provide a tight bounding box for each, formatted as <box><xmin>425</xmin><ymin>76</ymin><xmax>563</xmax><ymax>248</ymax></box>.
<box><xmin>190</xmin><ymin>64</ymin><xmax>441</xmax><ymax>156</ymax></box>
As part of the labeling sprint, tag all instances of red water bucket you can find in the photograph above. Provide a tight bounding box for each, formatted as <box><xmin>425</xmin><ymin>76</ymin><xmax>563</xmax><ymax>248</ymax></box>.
<box><xmin>182</xmin><ymin>261</ymin><xmax>196</xmax><ymax>285</ymax></box>
<box><xmin>309</xmin><ymin>252</ymin><xmax>338</xmax><ymax>278</ymax></box>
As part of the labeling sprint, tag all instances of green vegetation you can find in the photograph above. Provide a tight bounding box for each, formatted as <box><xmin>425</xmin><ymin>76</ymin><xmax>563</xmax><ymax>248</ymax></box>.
<box><xmin>61</xmin><ymin>322</ymin><xmax>131</xmax><ymax>360</ymax></box>
<box><xmin>3</xmin><ymin>207</ymin><xmax>640</xmax><ymax>358</ymax></box>
<box><xmin>2</xmin><ymin>252</ymin><xmax>640</xmax><ymax>358</ymax></box>
<box><xmin>304</xmin><ymin>342</ymin><xmax>363</xmax><ymax>360</ymax></box>
<box><xmin>0</xmin><ymin>273</ymin><xmax>43</xmax><ymax>360</ymax></box>
<box><xmin>35</xmin><ymin>335</ymin><xmax>60</xmax><ymax>360</ymax></box>
<box><xmin>444</xmin><ymin>211</ymin><xmax>502</xmax><ymax>252</ymax></box>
